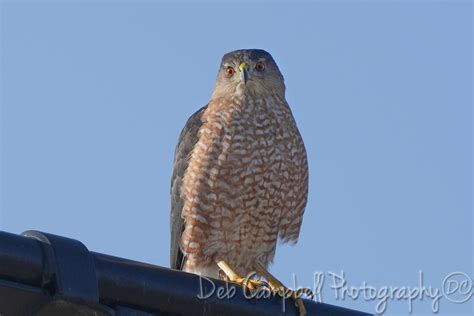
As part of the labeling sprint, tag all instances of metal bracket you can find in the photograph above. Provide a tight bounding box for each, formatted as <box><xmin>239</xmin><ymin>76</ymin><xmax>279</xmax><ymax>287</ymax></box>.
<box><xmin>22</xmin><ymin>230</ymin><xmax>113</xmax><ymax>316</ymax></box>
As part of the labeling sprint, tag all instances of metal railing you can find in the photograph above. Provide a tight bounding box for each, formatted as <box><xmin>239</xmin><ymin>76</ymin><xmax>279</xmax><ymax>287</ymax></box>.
<box><xmin>0</xmin><ymin>230</ymin><xmax>372</xmax><ymax>316</ymax></box>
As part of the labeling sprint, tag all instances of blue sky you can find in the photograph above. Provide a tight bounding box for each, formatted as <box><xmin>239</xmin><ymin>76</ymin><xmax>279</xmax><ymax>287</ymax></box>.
<box><xmin>1</xmin><ymin>1</ymin><xmax>472</xmax><ymax>315</ymax></box>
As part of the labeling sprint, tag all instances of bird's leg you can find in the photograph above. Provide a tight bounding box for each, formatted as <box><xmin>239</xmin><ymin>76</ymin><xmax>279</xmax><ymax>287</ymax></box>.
<box><xmin>216</xmin><ymin>260</ymin><xmax>266</xmax><ymax>291</ymax></box>
<box><xmin>254</xmin><ymin>263</ymin><xmax>313</xmax><ymax>316</ymax></box>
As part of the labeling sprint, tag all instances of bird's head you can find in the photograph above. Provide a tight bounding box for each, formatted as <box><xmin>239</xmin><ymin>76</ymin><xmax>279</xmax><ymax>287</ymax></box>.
<box><xmin>211</xmin><ymin>49</ymin><xmax>285</xmax><ymax>100</ymax></box>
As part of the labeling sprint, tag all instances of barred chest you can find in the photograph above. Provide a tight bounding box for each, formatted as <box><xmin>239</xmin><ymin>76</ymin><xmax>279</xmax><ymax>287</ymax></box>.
<box><xmin>180</xmin><ymin>95</ymin><xmax>306</xmax><ymax>274</ymax></box>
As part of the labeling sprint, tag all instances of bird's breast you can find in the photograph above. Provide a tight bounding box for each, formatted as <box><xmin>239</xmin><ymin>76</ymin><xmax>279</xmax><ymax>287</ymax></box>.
<box><xmin>180</xmin><ymin>95</ymin><xmax>306</xmax><ymax>271</ymax></box>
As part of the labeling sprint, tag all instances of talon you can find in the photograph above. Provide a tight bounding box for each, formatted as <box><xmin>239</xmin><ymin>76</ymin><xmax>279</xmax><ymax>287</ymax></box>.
<box><xmin>217</xmin><ymin>260</ymin><xmax>266</xmax><ymax>291</ymax></box>
<box><xmin>254</xmin><ymin>262</ymin><xmax>310</xmax><ymax>316</ymax></box>
<box><xmin>217</xmin><ymin>260</ymin><xmax>310</xmax><ymax>316</ymax></box>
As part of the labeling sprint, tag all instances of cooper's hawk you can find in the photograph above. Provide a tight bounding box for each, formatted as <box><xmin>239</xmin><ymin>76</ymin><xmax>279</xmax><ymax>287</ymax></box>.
<box><xmin>170</xmin><ymin>49</ymin><xmax>309</xmax><ymax>313</ymax></box>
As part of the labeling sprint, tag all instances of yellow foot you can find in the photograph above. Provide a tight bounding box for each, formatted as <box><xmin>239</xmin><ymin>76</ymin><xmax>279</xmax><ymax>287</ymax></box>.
<box><xmin>254</xmin><ymin>263</ymin><xmax>313</xmax><ymax>316</ymax></box>
<box><xmin>216</xmin><ymin>260</ymin><xmax>265</xmax><ymax>291</ymax></box>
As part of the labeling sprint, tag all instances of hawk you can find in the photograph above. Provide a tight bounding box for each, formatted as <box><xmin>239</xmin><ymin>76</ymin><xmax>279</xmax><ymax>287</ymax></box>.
<box><xmin>170</xmin><ymin>49</ymin><xmax>309</xmax><ymax>313</ymax></box>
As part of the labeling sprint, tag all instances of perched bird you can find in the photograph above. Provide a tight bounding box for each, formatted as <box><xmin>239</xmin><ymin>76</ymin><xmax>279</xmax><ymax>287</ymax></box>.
<box><xmin>170</xmin><ymin>49</ymin><xmax>309</xmax><ymax>313</ymax></box>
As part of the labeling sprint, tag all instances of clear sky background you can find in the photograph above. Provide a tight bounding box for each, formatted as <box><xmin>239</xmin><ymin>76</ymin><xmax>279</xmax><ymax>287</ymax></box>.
<box><xmin>1</xmin><ymin>1</ymin><xmax>472</xmax><ymax>315</ymax></box>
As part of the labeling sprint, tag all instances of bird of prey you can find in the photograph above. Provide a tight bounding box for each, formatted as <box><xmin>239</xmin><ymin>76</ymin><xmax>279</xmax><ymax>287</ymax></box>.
<box><xmin>170</xmin><ymin>49</ymin><xmax>309</xmax><ymax>314</ymax></box>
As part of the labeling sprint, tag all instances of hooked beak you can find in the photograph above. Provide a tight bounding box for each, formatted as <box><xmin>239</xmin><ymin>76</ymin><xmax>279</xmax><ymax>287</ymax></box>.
<box><xmin>239</xmin><ymin>62</ymin><xmax>250</xmax><ymax>84</ymax></box>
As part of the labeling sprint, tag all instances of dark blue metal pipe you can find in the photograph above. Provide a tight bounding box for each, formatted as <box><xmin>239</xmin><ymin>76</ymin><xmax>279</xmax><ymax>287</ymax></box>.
<box><xmin>0</xmin><ymin>231</ymin><xmax>372</xmax><ymax>316</ymax></box>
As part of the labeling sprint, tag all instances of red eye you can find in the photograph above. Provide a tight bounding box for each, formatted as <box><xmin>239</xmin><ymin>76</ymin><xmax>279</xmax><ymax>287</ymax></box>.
<box><xmin>226</xmin><ymin>66</ymin><xmax>235</xmax><ymax>77</ymax></box>
<box><xmin>255</xmin><ymin>62</ymin><xmax>265</xmax><ymax>72</ymax></box>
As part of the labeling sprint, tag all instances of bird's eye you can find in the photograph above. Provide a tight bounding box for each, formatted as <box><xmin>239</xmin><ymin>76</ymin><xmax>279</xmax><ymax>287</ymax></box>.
<box><xmin>255</xmin><ymin>62</ymin><xmax>265</xmax><ymax>72</ymax></box>
<box><xmin>226</xmin><ymin>66</ymin><xmax>235</xmax><ymax>77</ymax></box>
